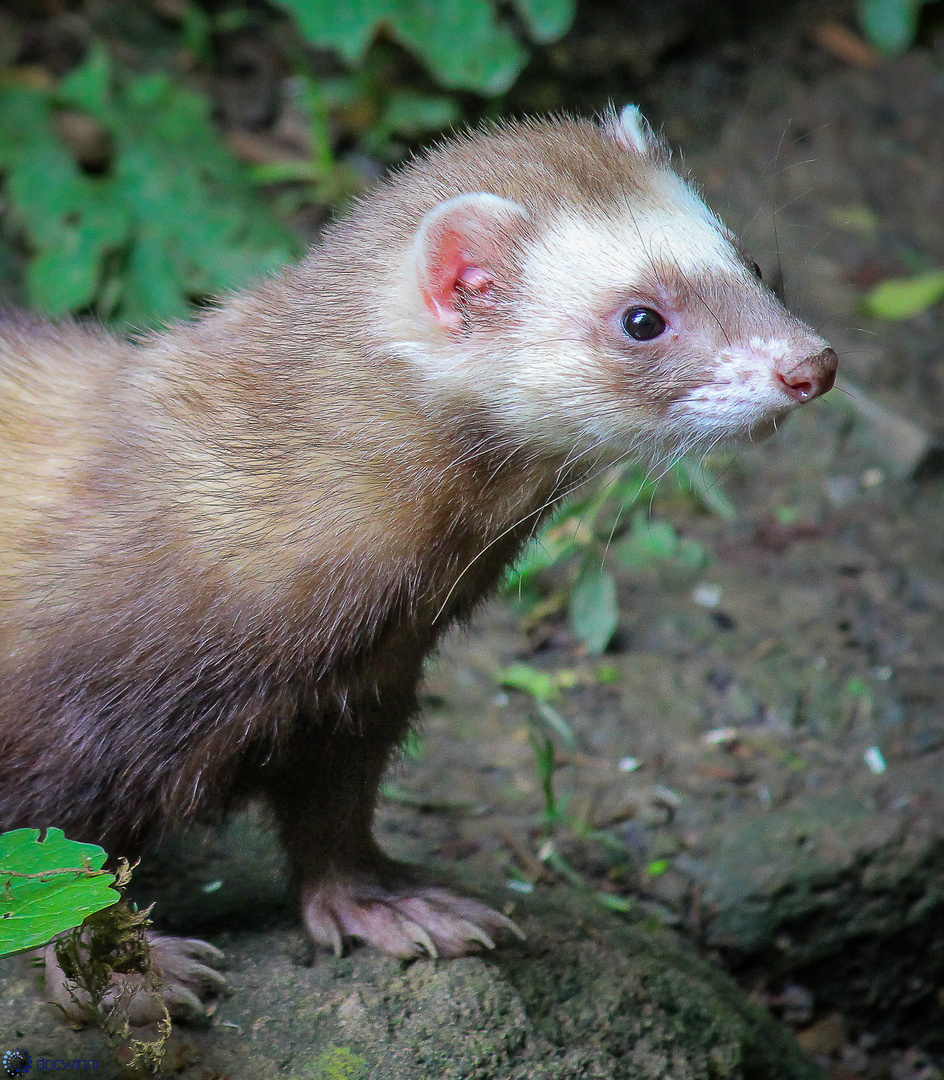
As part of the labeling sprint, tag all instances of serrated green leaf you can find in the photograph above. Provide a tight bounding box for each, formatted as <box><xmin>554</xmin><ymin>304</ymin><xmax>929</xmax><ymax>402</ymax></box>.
<box><xmin>28</xmin><ymin>239</ymin><xmax>106</xmax><ymax>316</ymax></box>
<box><xmin>513</xmin><ymin>0</ymin><xmax>576</xmax><ymax>42</ymax></box>
<box><xmin>857</xmin><ymin>0</ymin><xmax>929</xmax><ymax>54</ymax></box>
<box><xmin>861</xmin><ymin>269</ymin><xmax>944</xmax><ymax>320</ymax></box>
<box><xmin>120</xmin><ymin>225</ymin><xmax>192</xmax><ymax>326</ymax></box>
<box><xmin>395</xmin><ymin>2</ymin><xmax>526</xmax><ymax>93</ymax></box>
<box><xmin>0</xmin><ymin>828</ymin><xmax>117</xmax><ymax>958</ymax></box>
<box><xmin>109</xmin><ymin>76</ymin><xmax>296</xmax><ymax>322</ymax></box>
<box><xmin>569</xmin><ymin>565</ymin><xmax>618</xmax><ymax>654</ymax></box>
<box><xmin>275</xmin><ymin>0</ymin><xmax>390</xmax><ymax>63</ymax></box>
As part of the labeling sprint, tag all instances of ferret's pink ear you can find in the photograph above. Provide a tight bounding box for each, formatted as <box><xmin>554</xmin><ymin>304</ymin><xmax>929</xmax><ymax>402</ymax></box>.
<box><xmin>414</xmin><ymin>193</ymin><xmax>529</xmax><ymax>331</ymax></box>
<box><xmin>602</xmin><ymin>104</ymin><xmax>665</xmax><ymax>159</ymax></box>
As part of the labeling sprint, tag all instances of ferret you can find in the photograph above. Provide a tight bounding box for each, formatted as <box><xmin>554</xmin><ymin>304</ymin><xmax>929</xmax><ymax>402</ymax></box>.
<box><xmin>0</xmin><ymin>106</ymin><xmax>835</xmax><ymax>1016</ymax></box>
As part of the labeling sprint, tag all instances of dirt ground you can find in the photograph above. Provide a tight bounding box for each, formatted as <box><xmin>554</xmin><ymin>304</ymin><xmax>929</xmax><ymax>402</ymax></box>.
<box><xmin>2</xmin><ymin>2</ymin><xmax>944</xmax><ymax>1077</ymax></box>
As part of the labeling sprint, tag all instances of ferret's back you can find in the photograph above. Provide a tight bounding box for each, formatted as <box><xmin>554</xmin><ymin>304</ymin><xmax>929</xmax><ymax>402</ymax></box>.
<box><xmin>0</xmin><ymin>316</ymin><xmax>127</xmax><ymax>610</ymax></box>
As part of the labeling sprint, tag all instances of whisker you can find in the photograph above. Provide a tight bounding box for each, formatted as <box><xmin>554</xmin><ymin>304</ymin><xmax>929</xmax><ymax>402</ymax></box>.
<box><xmin>432</xmin><ymin>438</ymin><xmax>650</xmax><ymax>625</ymax></box>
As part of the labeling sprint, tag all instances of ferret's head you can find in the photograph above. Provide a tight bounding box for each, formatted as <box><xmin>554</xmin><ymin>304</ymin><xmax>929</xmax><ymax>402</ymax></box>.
<box><xmin>377</xmin><ymin>107</ymin><xmax>836</xmax><ymax>463</ymax></box>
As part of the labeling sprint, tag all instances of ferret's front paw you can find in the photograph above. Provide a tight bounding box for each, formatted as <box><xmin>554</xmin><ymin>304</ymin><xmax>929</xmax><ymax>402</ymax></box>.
<box><xmin>44</xmin><ymin>933</ymin><xmax>228</xmax><ymax>1027</ymax></box>
<box><xmin>302</xmin><ymin>878</ymin><xmax>524</xmax><ymax>959</ymax></box>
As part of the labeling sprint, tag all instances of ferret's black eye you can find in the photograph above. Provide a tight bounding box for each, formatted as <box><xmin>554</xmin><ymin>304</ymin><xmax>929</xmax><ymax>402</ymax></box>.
<box><xmin>620</xmin><ymin>307</ymin><xmax>666</xmax><ymax>341</ymax></box>
<box><xmin>749</xmin><ymin>260</ymin><xmax>763</xmax><ymax>280</ymax></box>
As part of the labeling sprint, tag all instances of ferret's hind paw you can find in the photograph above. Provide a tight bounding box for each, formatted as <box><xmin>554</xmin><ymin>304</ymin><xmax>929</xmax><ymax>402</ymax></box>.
<box><xmin>303</xmin><ymin>881</ymin><xmax>524</xmax><ymax>959</ymax></box>
<box><xmin>43</xmin><ymin>932</ymin><xmax>228</xmax><ymax>1027</ymax></box>
<box><xmin>147</xmin><ymin>935</ymin><xmax>229</xmax><ymax>1019</ymax></box>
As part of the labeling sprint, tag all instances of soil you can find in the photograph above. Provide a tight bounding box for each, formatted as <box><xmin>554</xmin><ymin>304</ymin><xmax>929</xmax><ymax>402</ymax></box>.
<box><xmin>2</xmin><ymin>2</ymin><xmax>944</xmax><ymax>1077</ymax></box>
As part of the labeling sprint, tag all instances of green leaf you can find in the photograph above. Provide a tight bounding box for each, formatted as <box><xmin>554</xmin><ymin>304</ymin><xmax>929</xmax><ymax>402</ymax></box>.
<box><xmin>0</xmin><ymin>829</ymin><xmax>118</xmax><ymax>958</ymax></box>
<box><xmin>536</xmin><ymin>699</ymin><xmax>577</xmax><ymax>749</ymax></box>
<box><xmin>861</xmin><ymin>268</ymin><xmax>944</xmax><ymax>320</ymax></box>
<box><xmin>843</xmin><ymin>677</ymin><xmax>873</xmax><ymax>700</ymax></box>
<box><xmin>4</xmin><ymin>111</ymin><xmax>130</xmax><ymax>315</ymax></box>
<box><xmin>27</xmin><ymin>234</ymin><xmax>109</xmax><ymax>316</ymax></box>
<box><xmin>56</xmin><ymin>40</ymin><xmax>113</xmax><ymax>116</ymax></box>
<box><xmin>568</xmin><ymin>564</ymin><xmax>618</xmax><ymax>654</ymax></box>
<box><xmin>0</xmin><ymin>85</ymin><xmax>52</xmax><ymax>169</ymax></box>
<box><xmin>298</xmin><ymin>76</ymin><xmax>335</xmax><ymax>172</ymax></box>
<box><xmin>0</xmin><ymin>53</ymin><xmax>298</xmax><ymax>327</ymax></box>
<box><xmin>616</xmin><ymin>516</ymin><xmax>675</xmax><ymax>569</ymax></box>
<box><xmin>398</xmin><ymin>2</ymin><xmax>527</xmax><ymax>94</ymax></box>
<box><xmin>402</xmin><ymin>729</ymin><xmax>427</xmax><ymax>760</ymax></box>
<box><xmin>504</xmin><ymin>531</ymin><xmax>578</xmax><ymax>592</ymax></box>
<box><xmin>595</xmin><ymin>892</ymin><xmax>636</xmax><ymax>913</ymax></box>
<box><xmin>605</xmin><ymin>465</ymin><xmax>653</xmax><ymax>510</ymax></box>
<box><xmin>381</xmin><ymin>91</ymin><xmax>461</xmax><ymax>137</ymax></box>
<box><xmin>645</xmin><ymin>858</ymin><xmax>670</xmax><ymax>876</ymax></box>
<box><xmin>310</xmin><ymin>1047</ymin><xmax>370</xmax><ymax>1080</ymax></box>
<box><xmin>110</xmin><ymin>74</ymin><xmax>296</xmax><ymax>321</ymax></box>
<box><xmin>513</xmin><ymin>0</ymin><xmax>577</xmax><ymax>42</ymax></box>
<box><xmin>275</xmin><ymin>0</ymin><xmax>389</xmax><ymax>63</ymax></box>
<box><xmin>595</xmin><ymin>663</ymin><xmax>620</xmax><ymax>684</ymax></box>
<box><xmin>616</xmin><ymin>512</ymin><xmax>708</xmax><ymax>571</ymax></box>
<box><xmin>274</xmin><ymin>0</ymin><xmax>529</xmax><ymax>94</ymax></box>
<box><xmin>671</xmin><ymin>458</ymin><xmax>737</xmax><ymax>520</ymax></box>
<box><xmin>857</xmin><ymin>0</ymin><xmax>930</xmax><ymax>55</ymax></box>
<box><xmin>498</xmin><ymin>662</ymin><xmax>558</xmax><ymax>701</ymax></box>
<box><xmin>675</xmin><ymin>535</ymin><xmax>710</xmax><ymax>569</ymax></box>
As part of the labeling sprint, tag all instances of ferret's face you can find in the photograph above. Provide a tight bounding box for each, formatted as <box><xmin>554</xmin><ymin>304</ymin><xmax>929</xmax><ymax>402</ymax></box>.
<box><xmin>403</xmin><ymin>108</ymin><xmax>836</xmax><ymax>465</ymax></box>
<box><xmin>505</xmin><ymin>171</ymin><xmax>835</xmax><ymax>457</ymax></box>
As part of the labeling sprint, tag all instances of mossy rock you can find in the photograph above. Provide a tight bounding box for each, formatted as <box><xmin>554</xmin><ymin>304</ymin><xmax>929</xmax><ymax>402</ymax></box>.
<box><xmin>0</xmin><ymin>886</ymin><xmax>823</xmax><ymax>1079</ymax></box>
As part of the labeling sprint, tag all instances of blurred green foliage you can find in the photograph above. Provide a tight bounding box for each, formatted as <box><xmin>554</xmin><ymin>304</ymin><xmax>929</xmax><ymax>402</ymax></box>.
<box><xmin>857</xmin><ymin>0</ymin><xmax>934</xmax><ymax>53</ymax></box>
<box><xmin>505</xmin><ymin>461</ymin><xmax>728</xmax><ymax>654</ymax></box>
<box><xmin>0</xmin><ymin>46</ymin><xmax>296</xmax><ymax>326</ymax></box>
<box><xmin>0</xmin><ymin>0</ymin><xmax>577</xmax><ymax>325</ymax></box>
<box><xmin>275</xmin><ymin>0</ymin><xmax>575</xmax><ymax>94</ymax></box>
<box><xmin>861</xmin><ymin>268</ymin><xmax>944</xmax><ymax>319</ymax></box>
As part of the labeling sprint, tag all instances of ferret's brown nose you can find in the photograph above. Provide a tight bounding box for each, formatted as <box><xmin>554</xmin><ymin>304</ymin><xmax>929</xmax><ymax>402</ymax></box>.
<box><xmin>776</xmin><ymin>347</ymin><xmax>838</xmax><ymax>404</ymax></box>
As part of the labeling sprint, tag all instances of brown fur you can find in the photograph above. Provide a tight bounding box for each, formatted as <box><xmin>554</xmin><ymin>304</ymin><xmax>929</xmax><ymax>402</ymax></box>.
<box><xmin>0</xmin><ymin>114</ymin><xmax>833</xmax><ymax>962</ymax></box>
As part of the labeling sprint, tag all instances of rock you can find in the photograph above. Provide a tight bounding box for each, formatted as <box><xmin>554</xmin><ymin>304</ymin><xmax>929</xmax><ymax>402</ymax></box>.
<box><xmin>0</xmin><ymin>863</ymin><xmax>823</xmax><ymax>1079</ymax></box>
<box><xmin>675</xmin><ymin>774</ymin><xmax>944</xmax><ymax>1048</ymax></box>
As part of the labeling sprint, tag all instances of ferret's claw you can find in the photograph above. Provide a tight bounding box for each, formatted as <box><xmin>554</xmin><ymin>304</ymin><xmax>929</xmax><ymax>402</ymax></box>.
<box><xmin>307</xmin><ymin>908</ymin><xmax>346</xmax><ymax>956</ymax></box>
<box><xmin>456</xmin><ymin>922</ymin><xmax>495</xmax><ymax>951</ymax></box>
<box><xmin>302</xmin><ymin>876</ymin><xmax>523</xmax><ymax>960</ymax></box>
<box><xmin>43</xmin><ymin>932</ymin><xmax>227</xmax><ymax>1028</ymax></box>
<box><xmin>492</xmin><ymin>911</ymin><xmax>527</xmax><ymax>940</ymax></box>
<box><xmin>169</xmin><ymin>937</ymin><xmax>226</xmax><ymax>967</ymax></box>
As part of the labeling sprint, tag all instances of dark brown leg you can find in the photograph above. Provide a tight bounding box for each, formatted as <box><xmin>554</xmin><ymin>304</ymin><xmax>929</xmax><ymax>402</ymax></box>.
<box><xmin>263</xmin><ymin>715</ymin><xmax>521</xmax><ymax>958</ymax></box>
